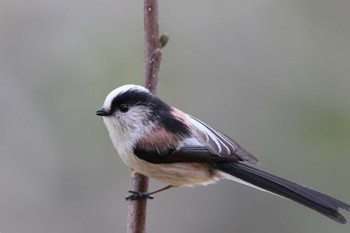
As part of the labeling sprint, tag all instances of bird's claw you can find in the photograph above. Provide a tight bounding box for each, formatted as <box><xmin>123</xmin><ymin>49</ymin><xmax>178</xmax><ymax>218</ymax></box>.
<box><xmin>126</xmin><ymin>190</ymin><xmax>154</xmax><ymax>201</ymax></box>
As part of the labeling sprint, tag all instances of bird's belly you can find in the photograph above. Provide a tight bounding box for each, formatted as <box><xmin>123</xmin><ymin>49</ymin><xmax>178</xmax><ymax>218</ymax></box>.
<box><xmin>125</xmin><ymin>155</ymin><xmax>220</xmax><ymax>187</ymax></box>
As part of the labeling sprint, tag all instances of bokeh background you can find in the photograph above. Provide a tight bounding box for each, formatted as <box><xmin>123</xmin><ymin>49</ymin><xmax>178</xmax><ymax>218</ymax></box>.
<box><xmin>1</xmin><ymin>0</ymin><xmax>350</xmax><ymax>232</ymax></box>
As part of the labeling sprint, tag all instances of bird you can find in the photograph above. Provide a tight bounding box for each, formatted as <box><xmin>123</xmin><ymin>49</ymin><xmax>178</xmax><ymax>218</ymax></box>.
<box><xmin>96</xmin><ymin>84</ymin><xmax>350</xmax><ymax>224</ymax></box>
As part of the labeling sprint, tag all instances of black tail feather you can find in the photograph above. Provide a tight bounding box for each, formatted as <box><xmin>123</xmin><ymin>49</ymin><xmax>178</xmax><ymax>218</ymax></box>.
<box><xmin>216</xmin><ymin>162</ymin><xmax>350</xmax><ymax>224</ymax></box>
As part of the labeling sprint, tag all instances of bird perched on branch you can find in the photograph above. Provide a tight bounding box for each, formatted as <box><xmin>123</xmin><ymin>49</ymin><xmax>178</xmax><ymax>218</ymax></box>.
<box><xmin>96</xmin><ymin>84</ymin><xmax>349</xmax><ymax>224</ymax></box>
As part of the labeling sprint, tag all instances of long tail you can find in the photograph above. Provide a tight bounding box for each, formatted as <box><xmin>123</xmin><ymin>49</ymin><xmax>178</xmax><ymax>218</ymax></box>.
<box><xmin>215</xmin><ymin>162</ymin><xmax>350</xmax><ymax>224</ymax></box>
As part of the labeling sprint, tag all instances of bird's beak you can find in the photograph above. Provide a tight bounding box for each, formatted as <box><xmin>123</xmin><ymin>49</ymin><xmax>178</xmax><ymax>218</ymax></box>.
<box><xmin>96</xmin><ymin>107</ymin><xmax>109</xmax><ymax>116</ymax></box>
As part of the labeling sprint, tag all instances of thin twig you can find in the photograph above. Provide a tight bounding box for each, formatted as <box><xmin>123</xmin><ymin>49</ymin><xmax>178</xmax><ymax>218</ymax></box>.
<box><xmin>143</xmin><ymin>0</ymin><xmax>161</xmax><ymax>94</ymax></box>
<box><xmin>126</xmin><ymin>1</ymin><xmax>164</xmax><ymax>233</ymax></box>
<box><xmin>127</xmin><ymin>172</ymin><xmax>149</xmax><ymax>233</ymax></box>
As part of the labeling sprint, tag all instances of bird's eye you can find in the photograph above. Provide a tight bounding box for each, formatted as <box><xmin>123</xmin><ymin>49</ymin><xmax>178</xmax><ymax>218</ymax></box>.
<box><xmin>119</xmin><ymin>104</ymin><xmax>129</xmax><ymax>113</ymax></box>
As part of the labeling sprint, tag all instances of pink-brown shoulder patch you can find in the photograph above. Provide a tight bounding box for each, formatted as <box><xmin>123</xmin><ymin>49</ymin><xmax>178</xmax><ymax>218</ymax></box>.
<box><xmin>137</xmin><ymin>125</ymin><xmax>183</xmax><ymax>149</ymax></box>
<box><xmin>171</xmin><ymin>107</ymin><xmax>189</xmax><ymax>124</ymax></box>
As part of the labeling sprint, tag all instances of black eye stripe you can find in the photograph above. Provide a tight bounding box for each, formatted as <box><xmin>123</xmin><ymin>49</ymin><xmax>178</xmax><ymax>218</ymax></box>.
<box><xmin>110</xmin><ymin>89</ymin><xmax>155</xmax><ymax>114</ymax></box>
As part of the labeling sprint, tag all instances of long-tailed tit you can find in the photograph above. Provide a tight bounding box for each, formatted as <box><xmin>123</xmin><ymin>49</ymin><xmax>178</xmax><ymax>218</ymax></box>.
<box><xmin>96</xmin><ymin>84</ymin><xmax>349</xmax><ymax>223</ymax></box>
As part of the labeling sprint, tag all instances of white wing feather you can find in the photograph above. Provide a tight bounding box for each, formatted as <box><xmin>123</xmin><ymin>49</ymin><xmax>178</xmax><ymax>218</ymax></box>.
<box><xmin>186</xmin><ymin>115</ymin><xmax>259</xmax><ymax>164</ymax></box>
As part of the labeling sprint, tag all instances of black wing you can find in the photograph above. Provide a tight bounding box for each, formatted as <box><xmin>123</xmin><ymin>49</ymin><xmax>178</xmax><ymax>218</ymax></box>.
<box><xmin>134</xmin><ymin>114</ymin><xmax>259</xmax><ymax>164</ymax></box>
<box><xmin>134</xmin><ymin>144</ymin><xmax>240</xmax><ymax>164</ymax></box>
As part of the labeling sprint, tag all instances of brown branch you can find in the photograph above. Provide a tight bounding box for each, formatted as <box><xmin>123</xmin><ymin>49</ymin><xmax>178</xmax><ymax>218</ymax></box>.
<box><xmin>143</xmin><ymin>0</ymin><xmax>161</xmax><ymax>94</ymax></box>
<box><xmin>126</xmin><ymin>173</ymin><xmax>149</xmax><ymax>233</ymax></box>
<box><xmin>127</xmin><ymin>1</ymin><xmax>166</xmax><ymax>233</ymax></box>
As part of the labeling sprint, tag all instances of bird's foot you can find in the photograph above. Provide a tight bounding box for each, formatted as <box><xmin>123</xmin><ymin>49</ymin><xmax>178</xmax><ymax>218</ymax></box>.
<box><xmin>125</xmin><ymin>190</ymin><xmax>154</xmax><ymax>201</ymax></box>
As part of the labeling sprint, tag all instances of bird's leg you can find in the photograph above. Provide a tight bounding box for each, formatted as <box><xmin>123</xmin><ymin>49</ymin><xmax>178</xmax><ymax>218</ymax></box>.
<box><xmin>126</xmin><ymin>185</ymin><xmax>173</xmax><ymax>201</ymax></box>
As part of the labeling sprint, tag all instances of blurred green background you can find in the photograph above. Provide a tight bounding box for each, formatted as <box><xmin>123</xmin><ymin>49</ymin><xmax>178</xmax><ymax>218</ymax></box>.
<box><xmin>1</xmin><ymin>0</ymin><xmax>350</xmax><ymax>232</ymax></box>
